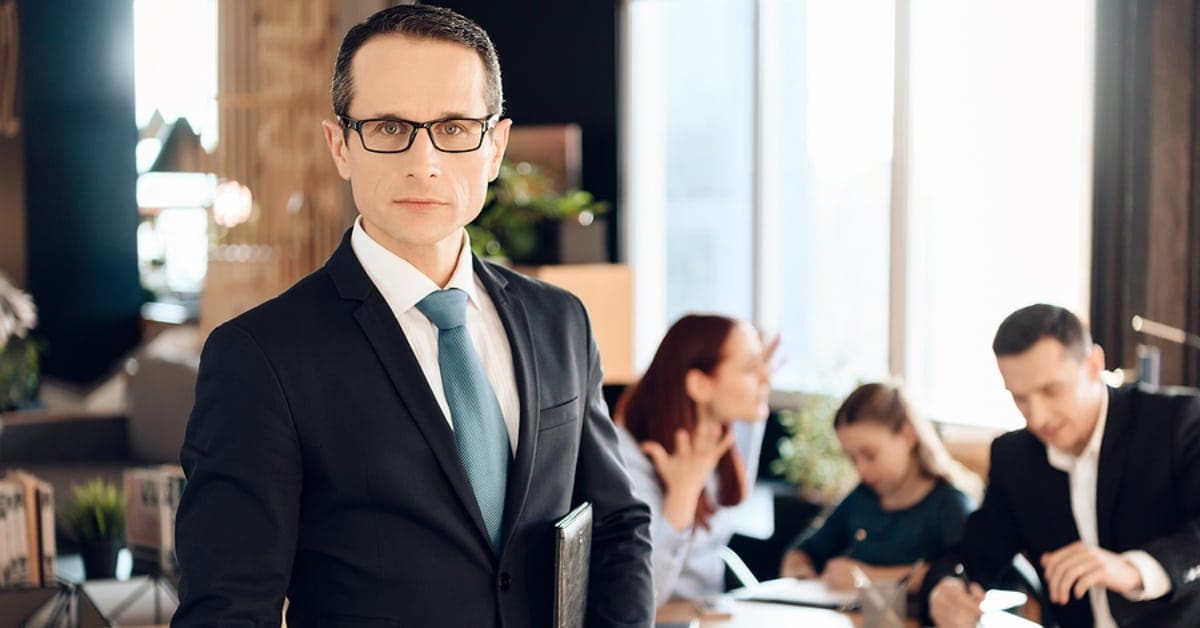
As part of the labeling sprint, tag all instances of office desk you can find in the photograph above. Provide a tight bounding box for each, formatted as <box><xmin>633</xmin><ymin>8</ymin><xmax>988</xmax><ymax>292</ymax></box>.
<box><xmin>657</xmin><ymin>598</ymin><xmax>919</xmax><ymax>627</ymax></box>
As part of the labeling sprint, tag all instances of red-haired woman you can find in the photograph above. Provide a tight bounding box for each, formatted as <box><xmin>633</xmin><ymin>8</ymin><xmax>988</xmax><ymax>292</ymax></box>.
<box><xmin>615</xmin><ymin>314</ymin><xmax>775</xmax><ymax>606</ymax></box>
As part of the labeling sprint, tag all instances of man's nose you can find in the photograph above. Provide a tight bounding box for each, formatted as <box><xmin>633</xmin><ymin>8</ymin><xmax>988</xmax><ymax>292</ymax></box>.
<box><xmin>403</xmin><ymin>128</ymin><xmax>442</xmax><ymax>179</ymax></box>
<box><xmin>1025</xmin><ymin>397</ymin><xmax>1050</xmax><ymax>430</ymax></box>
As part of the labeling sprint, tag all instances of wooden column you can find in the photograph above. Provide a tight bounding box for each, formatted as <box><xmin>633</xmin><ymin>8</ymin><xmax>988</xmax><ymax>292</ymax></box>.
<box><xmin>204</xmin><ymin>0</ymin><xmax>351</xmax><ymax>335</ymax></box>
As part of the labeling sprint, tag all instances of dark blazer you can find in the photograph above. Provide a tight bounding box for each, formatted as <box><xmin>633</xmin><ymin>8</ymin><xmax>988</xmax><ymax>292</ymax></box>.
<box><xmin>948</xmin><ymin>384</ymin><xmax>1200</xmax><ymax>627</ymax></box>
<box><xmin>172</xmin><ymin>233</ymin><xmax>654</xmax><ymax>628</ymax></box>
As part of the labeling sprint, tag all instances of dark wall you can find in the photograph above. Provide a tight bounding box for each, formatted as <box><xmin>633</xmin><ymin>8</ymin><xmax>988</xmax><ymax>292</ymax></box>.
<box><xmin>18</xmin><ymin>0</ymin><xmax>142</xmax><ymax>383</ymax></box>
<box><xmin>437</xmin><ymin>0</ymin><xmax>621</xmax><ymax>261</ymax></box>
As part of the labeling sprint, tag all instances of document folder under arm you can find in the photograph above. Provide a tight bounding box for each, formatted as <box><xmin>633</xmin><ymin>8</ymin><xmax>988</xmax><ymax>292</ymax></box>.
<box><xmin>554</xmin><ymin>501</ymin><xmax>592</xmax><ymax>628</ymax></box>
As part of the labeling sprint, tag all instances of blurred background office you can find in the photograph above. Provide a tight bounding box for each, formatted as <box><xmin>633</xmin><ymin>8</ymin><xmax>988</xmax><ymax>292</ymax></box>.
<box><xmin>0</xmin><ymin>0</ymin><xmax>1198</xmax><ymax>605</ymax></box>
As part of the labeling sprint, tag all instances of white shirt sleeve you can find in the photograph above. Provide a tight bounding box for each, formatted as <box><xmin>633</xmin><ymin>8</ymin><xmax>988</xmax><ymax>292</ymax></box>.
<box><xmin>1121</xmin><ymin>550</ymin><xmax>1172</xmax><ymax>601</ymax></box>
<box><xmin>614</xmin><ymin>425</ymin><xmax>693</xmax><ymax>606</ymax></box>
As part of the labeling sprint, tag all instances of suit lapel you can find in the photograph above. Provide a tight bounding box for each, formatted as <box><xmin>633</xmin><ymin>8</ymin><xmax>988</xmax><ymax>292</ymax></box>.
<box><xmin>326</xmin><ymin>232</ymin><xmax>492</xmax><ymax>549</ymax></box>
<box><xmin>474</xmin><ymin>259</ymin><xmax>540</xmax><ymax>555</ymax></box>
<box><xmin>1096</xmin><ymin>386</ymin><xmax>1133</xmax><ymax>546</ymax></box>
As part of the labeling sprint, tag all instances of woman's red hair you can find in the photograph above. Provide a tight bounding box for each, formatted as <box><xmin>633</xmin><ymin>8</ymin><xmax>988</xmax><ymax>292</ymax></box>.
<box><xmin>617</xmin><ymin>314</ymin><xmax>748</xmax><ymax>529</ymax></box>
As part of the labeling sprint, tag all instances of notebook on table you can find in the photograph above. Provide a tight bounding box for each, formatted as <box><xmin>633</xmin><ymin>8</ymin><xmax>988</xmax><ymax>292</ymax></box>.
<box><xmin>554</xmin><ymin>501</ymin><xmax>593</xmax><ymax>628</ymax></box>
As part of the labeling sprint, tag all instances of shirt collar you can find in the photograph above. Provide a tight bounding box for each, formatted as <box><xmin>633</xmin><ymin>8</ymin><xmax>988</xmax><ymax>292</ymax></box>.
<box><xmin>350</xmin><ymin>216</ymin><xmax>480</xmax><ymax>313</ymax></box>
<box><xmin>1046</xmin><ymin>386</ymin><xmax>1110</xmax><ymax>471</ymax></box>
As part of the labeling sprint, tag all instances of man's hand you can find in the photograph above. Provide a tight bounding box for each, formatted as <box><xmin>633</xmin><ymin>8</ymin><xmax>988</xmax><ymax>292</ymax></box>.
<box><xmin>1041</xmin><ymin>541</ymin><xmax>1143</xmax><ymax>605</ymax></box>
<box><xmin>929</xmin><ymin>577</ymin><xmax>985</xmax><ymax>628</ymax></box>
<box><xmin>779</xmin><ymin>549</ymin><xmax>817</xmax><ymax>579</ymax></box>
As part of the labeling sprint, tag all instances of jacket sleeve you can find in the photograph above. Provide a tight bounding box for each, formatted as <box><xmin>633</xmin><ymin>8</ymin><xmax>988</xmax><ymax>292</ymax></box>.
<box><xmin>172</xmin><ymin>323</ymin><xmax>302</xmax><ymax>628</ymax></box>
<box><xmin>935</xmin><ymin>486</ymin><xmax>974</xmax><ymax>553</ymax></box>
<box><xmin>924</xmin><ymin>438</ymin><xmax>1025</xmax><ymax>593</ymax></box>
<box><xmin>916</xmin><ymin>440</ymin><xmax>1027</xmax><ymax>626</ymax></box>
<box><xmin>616</xmin><ymin>427</ymin><xmax>693</xmax><ymax>606</ymax></box>
<box><xmin>570</xmin><ymin>297</ymin><xmax>655</xmax><ymax>628</ymax></box>
<box><xmin>1139</xmin><ymin>394</ymin><xmax>1200</xmax><ymax>602</ymax></box>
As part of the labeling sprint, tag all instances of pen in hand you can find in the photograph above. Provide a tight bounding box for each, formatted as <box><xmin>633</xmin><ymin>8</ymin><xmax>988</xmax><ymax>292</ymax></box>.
<box><xmin>953</xmin><ymin>562</ymin><xmax>970</xmax><ymax>584</ymax></box>
<box><xmin>951</xmin><ymin>563</ymin><xmax>986</xmax><ymax>614</ymax></box>
<box><xmin>896</xmin><ymin>559</ymin><xmax>925</xmax><ymax>593</ymax></box>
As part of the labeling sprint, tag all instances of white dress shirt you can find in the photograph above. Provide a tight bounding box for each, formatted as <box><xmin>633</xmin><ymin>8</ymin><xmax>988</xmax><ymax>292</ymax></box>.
<box><xmin>351</xmin><ymin>218</ymin><xmax>520</xmax><ymax>453</ymax></box>
<box><xmin>615</xmin><ymin>420</ymin><xmax>766</xmax><ymax>605</ymax></box>
<box><xmin>1046</xmin><ymin>388</ymin><xmax>1171</xmax><ymax>627</ymax></box>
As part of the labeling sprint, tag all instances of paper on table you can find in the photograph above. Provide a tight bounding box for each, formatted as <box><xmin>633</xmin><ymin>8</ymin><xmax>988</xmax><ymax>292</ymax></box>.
<box><xmin>731</xmin><ymin>578</ymin><xmax>861</xmax><ymax>611</ymax></box>
<box><xmin>979</xmin><ymin>589</ymin><xmax>1028</xmax><ymax>613</ymax></box>
<box><xmin>979</xmin><ymin>610</ymin><xmax>1041</xmax><ymax>627</ymax></box>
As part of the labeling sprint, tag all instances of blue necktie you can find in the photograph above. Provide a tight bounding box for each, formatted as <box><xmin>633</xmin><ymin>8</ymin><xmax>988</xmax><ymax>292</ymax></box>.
<box><xmin>416</xmin><ymin>288</ymin><xmax>510</xmax><ymax>551</ymax></box>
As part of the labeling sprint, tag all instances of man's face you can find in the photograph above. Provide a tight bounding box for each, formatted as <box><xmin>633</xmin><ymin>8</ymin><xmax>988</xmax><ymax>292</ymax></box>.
<box><xmin>323</xmin><ymin>35</ymin><xmax>510</xmax><ymax>258</ymax></box>
<box><xmin>996</xmin><ymin>337</ymin><xmax>1105</xmax><ymax>455</ymax></box>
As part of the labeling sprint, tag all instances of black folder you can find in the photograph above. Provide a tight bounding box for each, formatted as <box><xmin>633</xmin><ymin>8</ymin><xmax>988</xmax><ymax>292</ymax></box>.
<box><xmin>553</xmin><ymin>501</ymin><xmax>592</xmax><ymax>628</ymax></box>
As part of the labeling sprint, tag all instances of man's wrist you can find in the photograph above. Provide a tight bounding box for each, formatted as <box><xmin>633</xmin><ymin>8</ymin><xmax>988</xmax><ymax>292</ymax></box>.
<box><xmin>1121</xmin><ymin>550</ymin><xmax>1172</xmax><ymax>601</ymax></box>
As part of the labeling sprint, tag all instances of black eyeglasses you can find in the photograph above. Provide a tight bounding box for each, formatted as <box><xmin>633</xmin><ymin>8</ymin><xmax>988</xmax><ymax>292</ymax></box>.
<box><xmin>338</xmin><ymin>114</ymin><xmax>500</xmax><ymax>154</ymax></box>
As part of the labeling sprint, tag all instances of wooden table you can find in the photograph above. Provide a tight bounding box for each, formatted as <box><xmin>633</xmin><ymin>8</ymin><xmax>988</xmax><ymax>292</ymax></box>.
<box><xmin>657</xmin><ymin>598</ymin><xmax>919</xmax><ymax>627</ymax></box>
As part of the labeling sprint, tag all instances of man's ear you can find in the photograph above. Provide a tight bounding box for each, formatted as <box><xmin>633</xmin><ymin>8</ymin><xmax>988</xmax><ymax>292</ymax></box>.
<box><xmin>1086</xmin><ymin>343</ymin><xmax>1106</xmax><ymax>380</ymax></box>
<box><xmin>486</xmin><ymin>118</ymin><xmax>512</xmax><ymax>182</ymax></box>
<box><xmin>685</xmin><ymin>368</ymin><xmax>713</xmax><ymax>405</ymax></box>
<box><xmin>322</xmin><ymin>119</ymin><xmax>352</xmax><ymax>181</ymax></box>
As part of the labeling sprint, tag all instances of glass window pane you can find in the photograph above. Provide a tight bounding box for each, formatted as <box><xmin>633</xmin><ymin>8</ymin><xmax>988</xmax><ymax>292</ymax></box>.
<box><xmin>905</xmin><ymin>0</ymin><xmax>1094</xmax><ymax>427</ymax></box>
<box><xmin>764</xmin><ymin>0</ymin><xmax>895</xmax><ymax>394</ymax></box>
<box><xmin>658</xmin><ymin>0</ymin><xmax>755</xmax><ymax>323</ymax></box>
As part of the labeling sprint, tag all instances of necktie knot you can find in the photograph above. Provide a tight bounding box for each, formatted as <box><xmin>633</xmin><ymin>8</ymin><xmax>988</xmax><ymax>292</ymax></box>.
<box><xmin>416</xmin><ymin>288</ymin><xmax>468</xmax><ymax>330</ymax></box>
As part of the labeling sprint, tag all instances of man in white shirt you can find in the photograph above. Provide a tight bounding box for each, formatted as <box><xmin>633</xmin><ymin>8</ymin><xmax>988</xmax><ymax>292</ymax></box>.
<box><xmin>929</xmin><ymin>304</ymin><xmax>1200</xmax><ymax>627</ymax></box>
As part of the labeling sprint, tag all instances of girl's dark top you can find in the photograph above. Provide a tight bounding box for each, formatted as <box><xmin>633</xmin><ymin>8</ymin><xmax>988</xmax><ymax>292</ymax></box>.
<box><xmin>793</xmin><ymin>478</ymin><xmax>973</xmax><ymax>571</ymax></box>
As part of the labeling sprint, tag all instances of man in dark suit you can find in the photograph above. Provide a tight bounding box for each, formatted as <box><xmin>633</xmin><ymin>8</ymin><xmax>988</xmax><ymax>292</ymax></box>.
<box><xmin>171</xmin><ymin>5</ymin><xmax>653</xmax><ymax>627</ymax></box>
<box><xmin>929</xmin><ymin>304</ymin><xmax>1200</xmax><ymax>627</ymax></box>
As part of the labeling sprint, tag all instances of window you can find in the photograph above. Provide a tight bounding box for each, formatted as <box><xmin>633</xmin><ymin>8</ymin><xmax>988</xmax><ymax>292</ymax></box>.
<box><xmin>760</xmin><ymin>0</ymin><xmax>894</xmax><ymax>394</ymax></box>
<box><xmin>134</xmin><ymin>0</ymin><xmax>219</xmax><ymax>301</ymax></box>
<box><xmin>623</xmin><ymin>0</ymin><xmax>756</xmax><ymax>357</ymax></box>
<box><xmin>623</xmin><ymin>0</ymin><xmax>1095</xmax><ymax>427</ymax></box>
<box><xmin>904</xmin><ymin>0</ymin><xmax>1094</xmax><ymax>427</ymax></box>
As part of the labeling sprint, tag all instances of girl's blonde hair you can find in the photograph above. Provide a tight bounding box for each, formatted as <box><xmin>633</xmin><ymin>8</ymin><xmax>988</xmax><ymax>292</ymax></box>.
<box><xmin>833</xmin><ymin>381</ymin><xmax>983</xmax><ymax>503</ymax></box>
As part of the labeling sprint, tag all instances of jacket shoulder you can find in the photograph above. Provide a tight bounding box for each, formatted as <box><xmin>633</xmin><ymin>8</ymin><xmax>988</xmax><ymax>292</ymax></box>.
<box><xmin>989</xmin><ymin>428</ymin><xmax>1045</xmax><ymax>470</ymax></box>
<box><xmin>206</xmin><ymin>267</ymin><xmax>339</xmax><ymax>342</ymax></box>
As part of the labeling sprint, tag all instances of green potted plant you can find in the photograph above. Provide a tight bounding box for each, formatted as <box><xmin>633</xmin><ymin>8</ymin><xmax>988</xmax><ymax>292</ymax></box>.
<box><xmin>771</xmin><ymin>394</ymin><xmax>857</xmax><ymax>505</ymax></box>
<box><xmin>63</xmin><ymin>479</ymin><xmax>126</xmax><ymax>580</ymax></box>
<box><xmin>469</xmin><ymin>161</ymin><xmax>608</xmax><ymax>263</ymax></box>
<box><xmin>0</xmin><ymin>272</ymin><xmax>40</xmax><ymax>412</ymax></box>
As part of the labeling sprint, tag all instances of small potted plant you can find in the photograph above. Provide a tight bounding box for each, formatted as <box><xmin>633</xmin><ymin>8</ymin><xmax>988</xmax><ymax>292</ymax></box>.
<box><xmin>469</xmin><ymin>161</ymin><xmax>608</xmax><ymax>263</ymax></box>
<box><xmin>771</xmin><ymin>394</ymin><xmax>857</xmax><ymax>505</ymax></box>
<box><xmin>0</xmin><ymin>272</ymin><xmax>40</xmax><ymax>412</ymax></box>
<box><xmin>63</xmin><ymin>479</ymin><xmax>126</xmax><ymax>580</ymax></box>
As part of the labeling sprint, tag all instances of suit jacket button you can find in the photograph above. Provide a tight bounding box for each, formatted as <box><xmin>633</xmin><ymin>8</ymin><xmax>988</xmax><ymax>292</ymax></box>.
<box><xmin>500</xmin><ymin>572</ymin><xmax>512</xmax><ymax>592</ymax></box>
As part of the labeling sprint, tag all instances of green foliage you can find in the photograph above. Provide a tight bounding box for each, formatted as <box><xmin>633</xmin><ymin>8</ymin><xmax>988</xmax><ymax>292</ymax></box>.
<box><xmin>469</xmin><ymin>161</ymin><xmax>607</xmax><ymax>261</ymax></box>
<box><xmin>64</xmin><ymin>479</ymin><xmax>126</xmax><ymax>544</ymax></box>
<box><xmin>771</xmin><ymin>395</ymin><xmax>856</xmax><ymax>502</ymax></box>
<box><xmin>0</xmin><ymin>337</ymin><xmax>40</xmax><ymax>411</ymax></box>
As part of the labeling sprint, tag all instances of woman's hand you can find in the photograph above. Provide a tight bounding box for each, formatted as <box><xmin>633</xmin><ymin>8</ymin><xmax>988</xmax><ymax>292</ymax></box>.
<box><xmin>762</xmin><ymin>331</ymin><xmax>783</xmax><ymax>372</ymax></box>
<box><xmin>641</xmin><ymin>420</ymin><xmax>735</xmax><ymax>530</ymax></box>
<box><xmin>780</xmin><ymin>549</ymin><xmax>818</xmax><ymax>579</ymax></box>
<box><xmin>822</xmin><ymin>557</ymin><xmax>868</xmax><ymax>591</ymax></box>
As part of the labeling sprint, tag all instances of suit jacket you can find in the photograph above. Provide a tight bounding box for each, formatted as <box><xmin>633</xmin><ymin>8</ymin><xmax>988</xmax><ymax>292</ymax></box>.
<box><xmin>950</xmin><ymin>384</ymin><xmax>1200</xmax><ymax>627</ymax></box>
<box><xmin>172</xmin><ymin>232</ymin><xmax>654</xmax><ymax>628</ymax></box>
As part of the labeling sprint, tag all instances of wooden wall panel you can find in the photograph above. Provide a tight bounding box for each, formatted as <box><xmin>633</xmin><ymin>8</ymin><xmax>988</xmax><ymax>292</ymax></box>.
<box><xmin>205</xmin><ymin>0</ymin><xmax>349</xmax><ymax>334</ymax></box>
<box><xmin>1092</xmin><ymin>0</ymin><xmax>1200</xmax><ymax>386</ymax></box>
<box><xmin>1144</xmin><ymin>0</ymin><xmax>1195</xmax><ymax>385</ymax></box>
